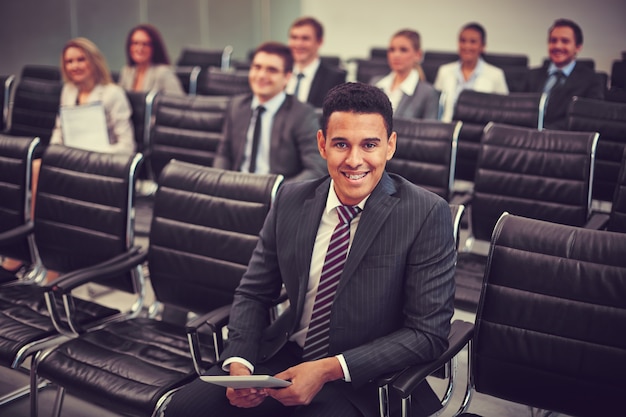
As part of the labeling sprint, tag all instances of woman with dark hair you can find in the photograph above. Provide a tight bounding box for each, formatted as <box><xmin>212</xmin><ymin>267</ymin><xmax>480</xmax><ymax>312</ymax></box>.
<box><xmin>434</xmin><ymin>22</ymin><xmax>508</xmax><ymax>121</ymax></box>
<box><xmin>371</xmin><ymin>29</ymin><xmax>439</xmax><ymax>120</ymax></box>
<box><xmin>118</xmin><ymin>24</ymin><xmax>183</xmax><ymax>95</ymax></box>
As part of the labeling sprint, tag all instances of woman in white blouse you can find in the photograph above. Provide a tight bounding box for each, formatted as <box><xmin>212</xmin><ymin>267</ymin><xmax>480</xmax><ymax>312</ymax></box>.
<box><xmin>435</xmin><ymin>22</ymin><xmax>509</xmax><ymax>122</ymax></box>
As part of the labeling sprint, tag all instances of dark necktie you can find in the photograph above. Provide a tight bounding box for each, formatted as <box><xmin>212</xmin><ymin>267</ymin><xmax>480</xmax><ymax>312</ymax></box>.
<box><xmin>248</xmin><ymin>105</ymin><xmax>265</xmax><ymax>173</ymax></box>
<box><xmin>548</xmin><ymin>70</ymin><xmax>566</xmax><ymax>94</ymax></box>
<box><xmin>293</xmin><ymin>73</ymin><xmax>305</xmax><ymax>99</ymax></box>
<box><xmin>302</xmin><ymin>205</ymin><xmax>361</xmax><ymax>361</ymax></box>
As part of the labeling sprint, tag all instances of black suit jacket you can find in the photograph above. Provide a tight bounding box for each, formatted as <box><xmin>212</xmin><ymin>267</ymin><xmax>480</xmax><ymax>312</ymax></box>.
<box><xmin>307</xmin><ymin>63</ymin><xmax>347</xmax><ymax>108</ymax></box>
<box><xmin>523</xmin><ymin>62</ymin><xmax>605</xmax><ymax>129</ymax></box>
<box><xmin>222</xmin><ymin>172</ymin><xmax>456</xmax><ymax>416</ymax></box>
<box><xmin>213</xmin><ymin>94</ymin><xmax>326</xmax><ymax>182</ymax></box>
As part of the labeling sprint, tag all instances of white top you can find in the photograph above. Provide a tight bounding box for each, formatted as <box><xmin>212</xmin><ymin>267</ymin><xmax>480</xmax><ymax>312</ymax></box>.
<box><xmin>434</xmin><ymin>59</ymin><xmax>509</xmax><ymax>122</ymax></box>
<box><xmin>286</xmin><ymin>58</ymin><xmax>321</xmax><ymax>102</ymax></box>
<box><xmin>50</xmin><ymin>83</ymin><xmax>135</xmax><ymax>154</ymax></box>
<box><xmin>375</xmin><ymin>69</ymin><xmax>420</xmax><ymax>113</ymax></box>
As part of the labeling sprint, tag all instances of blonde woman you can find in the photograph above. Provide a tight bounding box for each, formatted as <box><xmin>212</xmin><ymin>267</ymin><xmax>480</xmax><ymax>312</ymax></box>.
<box><xmin>371</xmin><ymin>29</ymin><xmax>439</xmax><ymax>120</ymax></box>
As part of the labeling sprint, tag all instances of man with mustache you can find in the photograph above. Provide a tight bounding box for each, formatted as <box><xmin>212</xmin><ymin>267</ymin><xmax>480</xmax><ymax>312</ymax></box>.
<box><xmin>523</xmin><ymin>18</ymin><xmax>604</xmax><ymax>129</ymax></box>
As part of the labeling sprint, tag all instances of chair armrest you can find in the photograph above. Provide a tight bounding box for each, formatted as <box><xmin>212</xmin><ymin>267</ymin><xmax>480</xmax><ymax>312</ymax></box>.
<box><xmin>186</xmin><ymin>304</ymin><xmax>232</xmax><ymax>374</ymax></box>
<box><xmin>46</xmin><ymin>246</ymin><xmax>147</xmax><ymax>294</ymax></box>
<box><xmin>450</xmin><ymin>193</ymin><xmax>473</xmax><ymax>207</ymax></box>
<box><xmin>392</xmin><ymin>320</ymin><xmax>474</xmax><ymax>398</ymax></box>
<box><xmin>584</xmin><ymin>212</ymin><xmax>610</xmax><ymax>230</ymax></box>
<box><xmin>0</xmin><ymin>221</ymin><xmax>34</xmax><ymax>244</ymax></box>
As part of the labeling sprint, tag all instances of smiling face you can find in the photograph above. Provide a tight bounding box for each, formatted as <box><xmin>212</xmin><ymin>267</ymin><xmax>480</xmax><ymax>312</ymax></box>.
<box><xmin>129</xmin><ymin>29</ymin><xmax>153</xmax><ymax>66</ymax></box>
<box><xmin>288</xmin><ymin>24</ymin><xmax>322</xmax><ymax>69</ymax></box>
<box><xmin>548</xmin><ymin>26</ymin><xmax>581</xmax><ymax>68</ymax></box>
<box><xmin>248</xmin><ymin>51</ymin><xmax>291</xmax><ymax>103</ymax></box>
<box><xmin>63</xmin><ymin>46</ymin><xmax>94</xmax><ymax>86</ymax></box>
<box><xmin>317</xmin><ymin>111</ymin><xmax>396</xmax><ymax>206</ymax></box>
<box><xmin>458</xmin><ymin>28</ymin><xmax>484</xmax><ymax>65</ymax></box>
<box><xmin>387</xmin><ymin>35</ymin><xmax>421</xmax><ymax>75</ymax></box>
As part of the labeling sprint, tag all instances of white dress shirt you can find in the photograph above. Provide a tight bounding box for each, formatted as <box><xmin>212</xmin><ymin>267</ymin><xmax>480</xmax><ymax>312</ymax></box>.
<box><xmin>286</xmin><ymin>58</ymin><xmax>321</xmax><ymax>102</ymax></box>
<box><xmin>375</xmin><ymin>69</ymin><xmax>419</xmax><ymax>113</ymax></box>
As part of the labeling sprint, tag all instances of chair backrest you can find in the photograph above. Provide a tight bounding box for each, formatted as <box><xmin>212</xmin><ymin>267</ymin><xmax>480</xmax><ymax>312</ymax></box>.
<box><xmin>176</xmin><ymin>46</ymin><xmax>232</xmax><ymax>70</ymax></box>
<box><xmin>567</xmin><ymin>97</ymin><xmax>626</xmax><ymax>202</ymax></box>
<box><xmin>20</xmin><ymin>65</ymin><xmax>62</xmax><ymax>82</ymax></box>
<box><xmin>387</xmin><ymin>118</ymin><xmax>461</xmax><ymax>201</ymax></box>
<box><xmin>0</xmin><ymin>135</ymin><xmax>40</xmax><ymax>263</ymax></box>
<box><xmin>470</xmin><ymin>123</ymin><xmax>598</xmax><ymax>242</ymax></box>
<box><xmin>34</xmin><ymin>145</ymin><xmax>143</xmax><ymax>293</ymax></box>
<box><xmin>500</xmin><ymin>65</ymin><xmax>529</xmax><ymax>93</ymax></box>
<box><xmin>1</xmin><ymin>74</ymin><xmax>15</xmax><ymax>132</ymax></box>
<box><xmin>126</xmin><ymin>90</ymin><xmax>157</xmax><ymax>155</ymax></box>
<box><xmin>354</xmin><ymin>59</ymin><xmax>390</xmax><ymax>83</ymax></box>
<box><xmin>474</xmin><ymin>213</ymin><xmax>626</xmax><ymax>416</ymax></box>
<box><xmin>196</xmin><ymin>67</ymin><xmax>251</xmax><ymax>96</ymax></box>
<box><xmin>452</xmin><ymin>91</ymin><xmax>547</xmax><ymax>182</ymax></box>
<box><xmin>483</xmin><ymin>52</ymin><xmax>528</xmax><ymax>68</ymax></box>
<box><xmin>148</xmin><ymin>161</ymin><xmax>283</xmax><ymax>313</ymax></box>
<box><xmin>369</xmin><ymin>47</ymin><xmax>388</xmax><ymax>61</ymax></box>
<box><xmin>175</xmin><ymin>65</ymin><xmax>201</xmax><ymax>95</ymax></box>
<box><xmin>422</xmin><ymin>51</ymin><xmax>458</xmax><ymax>83</ymax></box>
<box><xmin>150</xmin><ymin>94</ymin><xmax>230</xmax><ymax>178</ymax></box>
<box><xmin>608</xmin><ymin>148</ymin><xmax>626</xmax><ymax>232</ymax></box>
<box><xmin>611</xmin><ymin>60</ymin><xmax>626</xmax><ymax>90</ymax></box>
<box><xmin>8</xmin><ymin>78</ymin><xmax>62</xmax><ymax>146</ymax></box>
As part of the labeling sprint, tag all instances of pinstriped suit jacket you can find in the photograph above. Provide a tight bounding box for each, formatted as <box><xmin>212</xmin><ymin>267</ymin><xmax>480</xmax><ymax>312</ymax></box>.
<box><xmin>222</xmin><ymin>172</ymin><xmax>456</xmax><ymax>413</ymax></box>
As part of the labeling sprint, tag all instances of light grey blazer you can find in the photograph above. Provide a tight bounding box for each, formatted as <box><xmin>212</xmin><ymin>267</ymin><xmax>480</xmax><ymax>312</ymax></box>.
<box><xmin>118</xmin><ymin>64</ymin><xmax>184</xmax><ymax>96</ymax></box>
<box><xmin>372</xmin><ymin>73</ymin><xmax>440</xmax><ymax>120</ymax></box>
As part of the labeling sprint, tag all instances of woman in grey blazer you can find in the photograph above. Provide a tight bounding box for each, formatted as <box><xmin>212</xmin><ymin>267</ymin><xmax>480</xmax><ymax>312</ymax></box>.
<box><xmin>118</xmin><ymin>24</ymin><xmax>184</xmax><ymax>96</ymax></box>
<box><xmin>372</xmin><ymin>29</ymin><xmax>439</xmax><ymax>120</ymax></box>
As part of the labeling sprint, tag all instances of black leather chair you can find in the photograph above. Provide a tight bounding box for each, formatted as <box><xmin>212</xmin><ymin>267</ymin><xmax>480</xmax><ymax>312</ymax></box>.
<box><xmin>587</xmin><ymin>148</ymin><xmax>626</xmax><ymax>233</ymax></box>
<box><xmin>567</xmin><ymin>96</ymin><xmax>626</xmax><ymax>203</ymax></box>
<box><xmin>196</xmin><ymin>67</ymin><xmax>251</xmax><ymax>97</ymax></box>
<box><xmin>482</xmin><ymin>53</ymin><xmax>528</xmax><ymax>68</ymax></box>
<box><xmin>126</xmin><ymin>90</ymin><xmax>158</xmax><ymax>182</ymax></box>
<box><xmin>369</xmin><ymin>47</ymin><xmax>388</xmax><ymax>61</ymax></box>
<box><xmin>8</xmin><ymin>78</ymin><xmax>62</xmax><ymax>146</ymax></box>
<box><xmin>32</xmin><ymin>162</ymin><xmax>283</xmax><ymax>417</ymax></box>
<box><xmin>20</xmin><ymin>65</ymin><xmax>61</xmax><ymax>82</ymax></box>
<box><xmin>175</xmin><ymin>65</ymin><xmax>201</xmax><ymax>95</ymax></box>
<box><xmin>354</xmin><ymin>58</ymin><xmax>390</xmax><ymax>83</ymax></box>
<box><xmin>386</xmin><ymin>118</ymin><xmax>461</xmax><ymax>201</ymax></box>
<box><xmin>422</xmin><ymin>51</ymin><xmax>457</xmax><ymax>83</ymax></box>
<box><xmin>150</xmin><ymin>94</ymin><xmax>230</xmax><ymax>179</ymax></box>
<box><xmin>1</xmin><ymin>74</ymin><xmax>15</xmax><ymax>132</ymax></box>
<box><xmin>0</xmin><ymin>135</ymin><xmax>42</xmax><ymax>284</ymax></box>
<box><xmin>0</xmin><ymin>146</ymin><xmax>145</xmax><ymax>405</ymax></box>
<box><xmin>452</xmin><ymin>90</ymin><xmax>547</xmax><ymax>183</ymax></box>
<box><xmin>176</xmin><ymin>45</ymin><xmax>233</xmax><ymax>70</ymax></box>
<box><xmin>455</xmin><ymin>122</ymin><xmax>598</xmax><ymax>311</ymax></box>
<box><xmin>393</xmin><ymin>213</ymin><xmax>626</xmax><ymax>417</ymax></box>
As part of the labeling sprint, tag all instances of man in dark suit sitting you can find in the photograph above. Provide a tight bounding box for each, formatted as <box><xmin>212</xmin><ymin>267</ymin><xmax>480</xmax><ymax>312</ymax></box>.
<box><xmin>523</xmin><ymin>18</ymin><xmax>604</xmax><ymax>129</ymax></box>
<box><xmin>163</xmin><ymin>82</ymin><xmax>455</xmax><ymax>417</ymax></box>
<box><xmin>286</xmin><ymin>17</ymin><xmax>347</xmax><ymax>108</ymax></box>
<box><xmin>213</xmin><ymin>42</ymin><xmax>326</xmax><ymax>183</ymax></box>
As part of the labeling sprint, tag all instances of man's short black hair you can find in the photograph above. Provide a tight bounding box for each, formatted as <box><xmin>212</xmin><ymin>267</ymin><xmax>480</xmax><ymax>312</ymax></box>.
<box><xmin>321</xmin><ymin>82</ymin><xmax>393</xmax><ymax>138</ymax></box>
<box><xmin>550</xmin><ymin>18</ymin><xmax>584</xmax><ymax>46</ymax></box>
<box><xmin>253</xmin><ymin>42</ymin><xmax>294</xmax><ymax>73</ymax></box>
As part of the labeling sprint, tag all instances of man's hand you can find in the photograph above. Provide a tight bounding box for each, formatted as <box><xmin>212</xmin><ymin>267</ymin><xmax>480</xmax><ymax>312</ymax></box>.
<box><xmin>267</xmin><ymin>357</ymin><xmax>343</xmax><ymax>406</ymax></box>
<box><xmin>225</xmin><ymin>362</ymin><xmax>268</xmax><ymax>408</ymax></box>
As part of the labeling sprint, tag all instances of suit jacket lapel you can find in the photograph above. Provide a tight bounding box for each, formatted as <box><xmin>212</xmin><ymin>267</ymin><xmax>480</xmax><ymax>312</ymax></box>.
<box><xmin>337</xmin><ymin>172</ymin><xmax>398</xmax><ymax>293</ymax></box>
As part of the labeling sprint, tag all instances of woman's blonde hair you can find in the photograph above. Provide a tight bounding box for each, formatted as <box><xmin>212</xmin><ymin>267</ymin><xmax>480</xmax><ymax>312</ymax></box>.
<box><xmin>60</xmin><ymin>37</ymin><xmax>113</xmax><ymax>85</ymax></box>
<box><xmin>391</xmin><ymin>29</ymin><xmax>426</xmax><ymax>81</ymax></box>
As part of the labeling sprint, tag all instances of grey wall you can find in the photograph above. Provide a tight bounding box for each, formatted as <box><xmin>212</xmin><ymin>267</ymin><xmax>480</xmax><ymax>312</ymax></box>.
<box><xmin>0</xmin><ymin>0</ymin><xmax>300</xmax><ymax>78</ymax></box>
<box><xmin>0</xmin><ymin>0</ymin><xmax>624</xmax><ymax>79</ymax></box>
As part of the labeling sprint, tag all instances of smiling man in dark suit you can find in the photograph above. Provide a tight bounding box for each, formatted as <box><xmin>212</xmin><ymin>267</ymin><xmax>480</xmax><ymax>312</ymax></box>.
<box><xmin>286</xmin><ymin>17</ymin><xmax>347</xmax><ymax>108</ymax></box>
<box><xmin>164</xmin><ymin>82</ymin><xmax>456</xmax><ymax>417</ymax></box>
<box><xmin>523</xmin><ymin>18</ymin><xmax>604</xmax><ymax>129</ymax></box>
<box><xmin>213</xmin><ymin>42</ymin><xmax>326</xmax><ymax>183</ymax></box>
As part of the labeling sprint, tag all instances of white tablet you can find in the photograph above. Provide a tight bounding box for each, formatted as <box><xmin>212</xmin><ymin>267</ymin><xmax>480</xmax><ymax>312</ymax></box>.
<box><xmin>200</xmin><ymin>375</ymin><xmax>292</xmax><ymax>389</ymax></box>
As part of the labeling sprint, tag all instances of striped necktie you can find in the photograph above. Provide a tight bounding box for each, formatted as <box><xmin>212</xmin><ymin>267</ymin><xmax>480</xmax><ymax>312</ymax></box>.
<box><xmin>302</xmin><ymin>204</ymin><xmax>361</xmax><ymax>361</ymax></box>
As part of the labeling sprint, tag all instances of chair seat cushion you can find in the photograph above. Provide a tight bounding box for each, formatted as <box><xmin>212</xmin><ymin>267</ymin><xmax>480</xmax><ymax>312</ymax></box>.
<box><xmin>0</xmin><ymin>284</ymin><xmax>119</xmax><ymax>366</ymax></box>
<box><xmin>37</xmin><ymin>317</ymin><xmax>216</xmax><ymax>417</ymax></box>
<box><xmin>454</xmin><ymin>252</ymin><xmax>488</xmax><ymax>311</ymax></box>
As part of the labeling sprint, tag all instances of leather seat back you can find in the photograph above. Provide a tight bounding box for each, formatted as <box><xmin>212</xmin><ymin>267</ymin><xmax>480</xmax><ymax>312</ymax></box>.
<box><xmin>471</xmin><ymin>122</ymin><xmax>597</xmax><ymax>241</ymax></box>
<box><xmin>567</xmin><ymin>97</ymin><xmax>626</xmax><ymax>202</ymax></box>
<box><xmin>388</xmin><ymin>117</ymin><xmax>460</xmax><ymax>201</ymax></box>
<box><xmin>196</xmin><ymin>67</ymin><xmax>251</xmax><ymax>97</ymax></box>
<box><xmin>9</xmin><ymin>78</ymin><xmax>62</xmax><ymax>146</ymax></box>
<box><xmin>608</xmin><ymin>149</ymin><xmax>626</xmax><ymax>232</ymax></box>
<box><xmin>474</xmin><ymin>214</ymin><xmax>626</xmax><ymax>415</ymax></box>
<box><xmin>148</xmin><ymin>161</ymin><xmax>282</xmax><ymax>313</ymax></box>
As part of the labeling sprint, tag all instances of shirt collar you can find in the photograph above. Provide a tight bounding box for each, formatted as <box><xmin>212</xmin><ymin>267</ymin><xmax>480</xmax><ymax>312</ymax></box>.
<box><xmin>294</xmin><ymin>58</ymin><xmax>321</xmax><ymax>78</ymax></box>
<box><xmin>548</xmin><ymin>60</ymin><xmax>576</xmax><ymax>77</ymax></box>
<box><xmin>456</xmin><ymin>58</ymin><xmax>485</xmax><ymax>82</ymax></box>
<box><xmin>251</xmin><ymin>91</ymin><xmax>286</xmax><ymax>115</ymax></box>
<box><xmin>375</xmin><ymin>69</ymin><xmax>419</xmax><ymax>95</ymax></box>
<box><xmin>325</xmin><ymin>179</ymin><xmax>369</xmax><ymax>214</ymax></box>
